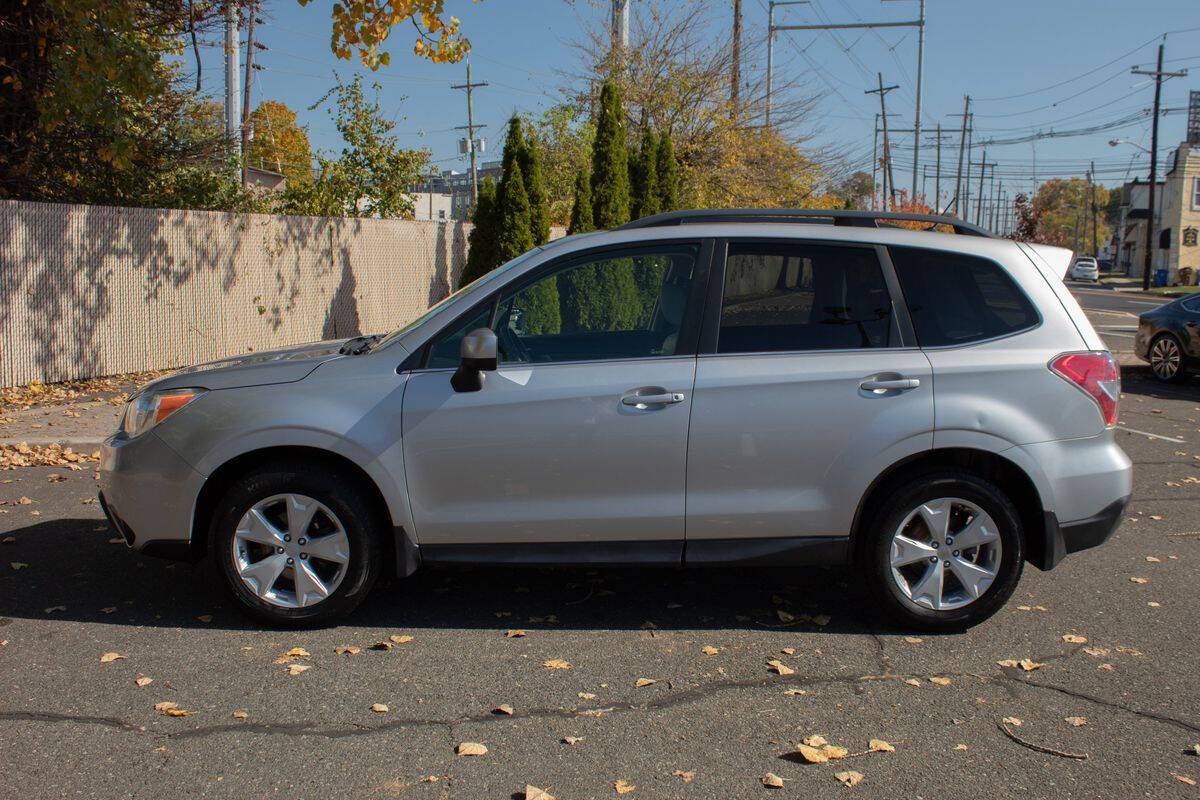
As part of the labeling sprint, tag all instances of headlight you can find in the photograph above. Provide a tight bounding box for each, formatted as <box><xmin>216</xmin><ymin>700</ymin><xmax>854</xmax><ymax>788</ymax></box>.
<box><xmin>122</xmin><ymin>388</ymin><xmax>206</xmax><ymax>438</ymax></box>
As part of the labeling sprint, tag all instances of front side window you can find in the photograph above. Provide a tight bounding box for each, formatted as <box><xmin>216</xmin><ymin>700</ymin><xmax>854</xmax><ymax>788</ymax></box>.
<box><xmin>427</xmin><ymin>243</ymin><xmax>700</xmax><ymax>367</ymax></box>
<box><xmin>890</xmin><ymin>246</ymin><xmax>1039</xmax><ymax>347</ymax></box>
<box><xmin>716</xmin><ymin>242</ymin><xmax>896</xmax><ymax>353</ymax></box>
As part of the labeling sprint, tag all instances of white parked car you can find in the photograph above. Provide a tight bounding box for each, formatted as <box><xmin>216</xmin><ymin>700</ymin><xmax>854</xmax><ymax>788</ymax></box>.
<box><xmin>1069</xmin><ymin>257</ymin><xmax>1100</xmax><ymax>282</ymax></box>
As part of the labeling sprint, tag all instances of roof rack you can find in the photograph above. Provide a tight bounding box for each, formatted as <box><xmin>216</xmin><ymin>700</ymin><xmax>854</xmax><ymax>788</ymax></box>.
<box><xmin>619</xmin><ymin>209</ymin><xmax>995</xmax><ymax>237</ymax></box>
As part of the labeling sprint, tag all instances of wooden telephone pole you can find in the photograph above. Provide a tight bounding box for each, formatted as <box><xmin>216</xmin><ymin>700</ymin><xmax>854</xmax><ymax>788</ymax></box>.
<box><xmin>866</xmin><ymin>74</ymin><xmax>901</xmax><ymax>210</ymax></box>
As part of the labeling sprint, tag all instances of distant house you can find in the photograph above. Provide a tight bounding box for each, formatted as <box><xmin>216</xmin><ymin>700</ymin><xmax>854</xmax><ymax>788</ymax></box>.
<box><xmin>409</xmin><ymin>161</ymin><xmax>504</xmax><ymax>221</ymax></box>
<box><xmin>244</xmin><ymin>166</ymin><xmax>286</xmax><ymax>192</ymax></box>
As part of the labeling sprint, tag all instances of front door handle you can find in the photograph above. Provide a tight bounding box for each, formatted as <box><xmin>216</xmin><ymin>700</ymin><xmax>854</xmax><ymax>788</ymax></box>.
<box><xmin>621</xmin><ymin>390</ymin><xmax>686</xmax><ymax>407</ymax></box>
<box><xmin>860</xmin><ymin>377</ymin><xmax>921</xmax><ymax>392</ymax></box>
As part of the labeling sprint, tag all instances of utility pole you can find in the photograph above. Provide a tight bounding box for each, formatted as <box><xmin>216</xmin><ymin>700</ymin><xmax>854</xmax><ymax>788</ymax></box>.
<box><xmin>1088</xmin><ymin>161</ymin><xmax>1099</xmax><ymax>257</ymax></box>
<box><xmin>964</xmin><ymin>114</ymin><xmax>974</xmax><ymax>220</ymax></box>
<box><xmin>765</xmin><ymin>1</ymin><xmax>810</xmax><ymax>127</ymax></box>
<box><xmin>731</xmin><ymin>0</ymin><xmax>741</xmax><ymax>121</ymax></box>
<box><xmin>934</xmin><ymin>123</ymin><xmax>943</xmax><ymax>211</ymax></box>
<box><xmin>611</xmin><ymin>0</ymin><xmax>630</xmax><ymax>56</ymax></box>
<box><xmin>224</xmin><ymin>0</ymin><xmax>240</xmax><ymax>157</ymax></box>
<box><xmin>871</xmin><ymin>113</ymin><xmax>879</xmax><ymax>211</ymax></box>
<box><xmin>866</xmin><ymin>74</ymin><xmax>900</xmax><ymax>210</ymax></box>
<box><xmin>240</xmin><ymin>1</ymin><xmax>257</xmax><ymax>186</ymax></box>
<box><xmin>975</xmin><ymin>153</ymin><xmax>988</xmax><ymax>226</ymax></box>
<box><xmin>883</xmin><ymin>0</ymin><xmax>925</xmax><ymax>203</ymax></box>
<box><xmin>1133</xmin><ymin>42</ymin><xmax>1187</xmax><ymax>289</ymax></box>
<box><xmin>951</xmin><ymin>95</ymin><xmax>970</xmax><ymax>216</ymax></box>
<box><xmin>987</xmin><ymin>162</ymin><xmax>997</xmax><ymax>229</ymax></box>
<box><xmin>921</xmin><ymin>165</ymin><xmax>928</xmax><ymax>204</ymax></box>
<box><xmin>452</xmin><ymin>63</ymin><xmax>488</xmax><ymax>206</ymax></box>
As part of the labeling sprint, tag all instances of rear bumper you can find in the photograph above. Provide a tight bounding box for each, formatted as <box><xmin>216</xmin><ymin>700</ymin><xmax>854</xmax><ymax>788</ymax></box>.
<box><xmin>1036</xmin><ymin>495</ymin><xmax>1129</xmax><ymax>571</ymax></box>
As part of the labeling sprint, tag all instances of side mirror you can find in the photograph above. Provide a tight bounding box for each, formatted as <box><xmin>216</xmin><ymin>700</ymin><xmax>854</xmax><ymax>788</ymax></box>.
<box><xmin>450</xmin><ymin>328</ymin><xmax>498</xmax><ymax>392</ymax></box>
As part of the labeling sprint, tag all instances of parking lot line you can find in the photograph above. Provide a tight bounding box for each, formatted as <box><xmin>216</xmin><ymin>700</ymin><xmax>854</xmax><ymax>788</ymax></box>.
<box><xmin>1116</xmin><ymin>425</ymin><xmax>1185</xmax><ymax>443</ymax></box>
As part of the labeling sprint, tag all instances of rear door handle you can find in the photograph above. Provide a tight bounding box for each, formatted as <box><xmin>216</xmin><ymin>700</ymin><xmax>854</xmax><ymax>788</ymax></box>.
<box><xmin>859</xmin><ymin>378</ymin><xmax>921</xmax><ymax>392</ymax></box>
<box><xmin>622</xmin><ymin>391</ymin><xmax>686</xmax><ymax>407</ymax></box>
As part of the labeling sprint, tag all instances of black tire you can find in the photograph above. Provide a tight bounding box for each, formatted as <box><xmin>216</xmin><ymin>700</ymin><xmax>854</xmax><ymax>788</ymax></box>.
<box><xmin>861</xmin><ymin>472</ymin><xmax>1024</xmax><ymax>632</ymax></box>
<box><xmin>1148</xmin><ymin>333</ymin><xmax>1188</xmax><ymax>383</ymax></box>
<box><xmin>210</xmin><ymin>462</ymin><xmax>384</xmax><ymax>627</ymax></box>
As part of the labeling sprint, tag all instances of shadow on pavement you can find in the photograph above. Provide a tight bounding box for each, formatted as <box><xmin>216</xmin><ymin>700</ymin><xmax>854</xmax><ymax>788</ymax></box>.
<box><xmin>0</xmin><ymin>517</ymin><xmax>886</xmax><ymax>635</ymax></box>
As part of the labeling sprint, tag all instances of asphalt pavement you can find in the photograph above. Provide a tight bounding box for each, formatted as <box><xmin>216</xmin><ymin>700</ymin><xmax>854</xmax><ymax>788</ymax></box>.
<box><xmin>2</xmin><ymin>296</ymin><xmax>1200</xmax><ymax>799</ymax></box>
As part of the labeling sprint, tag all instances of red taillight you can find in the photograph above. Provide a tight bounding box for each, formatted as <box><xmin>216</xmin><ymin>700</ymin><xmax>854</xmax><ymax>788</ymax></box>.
<box><xmin>1050</xmin><ymin>351</ymin><xmax>1120</xmax><ymax>427</ymax></box>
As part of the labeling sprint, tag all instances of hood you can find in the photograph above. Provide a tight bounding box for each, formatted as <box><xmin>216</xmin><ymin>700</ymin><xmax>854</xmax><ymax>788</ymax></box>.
<box><xmin>141</xmin><ymin>339</ymin><xmax>350</xmax><ymax>394</ymax></box>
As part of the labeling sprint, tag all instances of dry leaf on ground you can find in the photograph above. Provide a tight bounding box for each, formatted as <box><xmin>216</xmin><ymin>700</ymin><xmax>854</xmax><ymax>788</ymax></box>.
<box><xmin>525</xmin><ymin>786</ymin><xmax>556</xmax><ymax>800</ymax></box>
<box><xmin>494</xmin><ymin>704</ymin><xmax>514</xmax><ymax>715</ymax></box>
<box><xmin>1018</xmin><ymin>659</ymin><xmax>1044</xmax><ymax>671</ymax></box>
<box><xmin>823</xmin><ymin>745</ymin><xmax>849</xmax><ymax>759</ymax></box>
<box><xmin>762</xmin><ymin>772</ymin><xmax>786</xmax><ymax>788</ymax></box>
<box><xmin>456</xmin><ymin>742</ymin><xmax>488</xmax><ymax>756</ymax></box>
<box><xmin>543</xmin><ymin>658</ymin><xmax>572</xmax><ymax>670</ymax></box>
<box><xmin>506</xmin><ymin>629</ymin><xmax>528</xmax><ymax>638</ymax></box>
<box><xmin>232</xmin><ymin>710</ymin><xmax>248</xmax><ymax>719</ymax></box>
<box><xmin>1098</xmin><ymin>663</ymin><xmax>1115</xmax><ymax>671</ymax></box>
<box><xmin>904</xmin><ymin>636</ymin><xmax>923</xmax><ymax>644</ymax></box>
<box><xmin>99</xmin><ymin>652</ymin><xmax>124</xmax><ymax>663</ymax></box>
<box><xmin>954</xmin><ymin>744</ymin><xmax>968</xmax><ymax>751</ymax></box>
<box><xmin>1130</xmin><ymin>577</ymin><xmax>1149</xmax><ymax>584</ymax></box>
<box><xmin>578</xmin><ymin>692</ymin><xmax>597</xmax><ymax>700</ymax></box>
<box><xmin>388</xmin><ymin>635</ymin><xmax>413</xmax><ymax>645</ymax></box>
<box><xmin>673</xmin><ymin>770</ymin><xmax>695</xmax><ymax>783</ymax></box>
<box><xmin>904</xmin><ymin>678</ymin><xmax>921</xmax><ymax>687</ymax></box>
<box><xmin>1003</xmin><ymin>716</ymin><xmax>1023</xmax><ymax>726</ymax></box>
<box><xmin>335</xmin><ymin>645</ymin><xmax>360</xmax><ymax>655</ymax></box>
<box><xmin>1191</xmin><ymin>744</ymin><xmax>1200</xmax><ymax>756</ymax></box>
<box><xmin>370</xmin><ymin>703</ymin><xmax>389</xmax><ymax>713</ymax></box>
<box><xmin>869</xmin><ymin>739</ymin><xmax>895</xmax><ymax>753</ymax></box>
<box><xmin>614</xmin><ymin>779</ymin><xmax>635</xmax><ymax>794</ymax></box>
<box><xmin>562</xmin><ymin>736</ymin><xmax>583</xmax><ymax>745</ymax></box>
<box><xmin>286</xmin><ymin>664</ymin><xmax>311</xmax><ymax>676</ymax></box>
<box><xmin>702</xmin><ymin>646</ymin><xmax>720</xmax><ymax>655</ymax></box>
<box><xmin>796</xmin><ymin>744</ymin><xmax>829</xmax><ymax>764</ymax></box>
<box><xmin>1065</xmin><ymin>716</ymin><xmax>1087</xmax><ymax>727</ymax></box>
<box><xmin>195</xmin><ymin>614</ymin><xmax>213</xmax><ymax>623</ymax></box>
<box><xmin>784</xmin><ymin>688</ymin><xmax>808</xmax><ymax>696</ymax></box>
<box><xmin>1082</xmin><ymin>646</ymin><xmax>1109</xmax><ymax>657</ymax></box>
<box><xmin>635</xmin><ymin>678</ymin><xmax>657</xmax><ymax>687</ymax></box>
<box><xmin>767</xmin><ymin>659</ymin><xmax>795</xmax><ymax>675</ymax></box>
<box><xmin>1062</xmin><ymin>634</ymin><xmax>1088</xmax><ymax>644</ymax></box>
<box><xmin>929</xmin><ymin>676</ymin><xmax>951</xmax><ymax>686</ymax></box>
<box><xmin>135</xmin><ymin>677</ymin><xmax>153</xmax><ymax>687</ymax></box>
<box><xmin>1173</xmin><ymin>774</ymin><xmax>1197</xmax><ymax>786</ymax></box>
<box><xmin>803</xmin><ymin>735</ymin><xmax>828</xmax><ymax>747</ymax></box>
<box><xmin>153</xmin><ymin>702</ymin><xmax>176</xmax><ymax>712</ymax></box>
<box><xmin>835</xmin><ymin>770</ymin><xmax>864</xmax><ymax>787</ymax></box>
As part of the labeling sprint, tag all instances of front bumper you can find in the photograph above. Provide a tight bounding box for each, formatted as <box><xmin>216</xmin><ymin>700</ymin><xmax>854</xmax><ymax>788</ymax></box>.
<box><xmin>98</xmin><ymin>430</ymin><xmax>206</xmax><ymax>560</ymax></box>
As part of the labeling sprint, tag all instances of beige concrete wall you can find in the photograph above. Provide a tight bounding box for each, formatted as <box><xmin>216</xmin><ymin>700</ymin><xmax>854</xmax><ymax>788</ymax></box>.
<box><xmin>1164</xmin><ymin>143</ymin><xmax>1200</xmax><ymax>282</ymax></box>
<box><xmin>0</xmin><ymin>200</ymin><xmax>471</xmax><ymax>387</ymax></box>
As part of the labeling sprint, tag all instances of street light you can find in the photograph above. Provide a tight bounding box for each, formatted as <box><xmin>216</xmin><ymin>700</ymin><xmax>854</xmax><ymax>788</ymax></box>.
<box><xmin>1109</xmin><ymin>138</ymin><xmax>1151</xmax><ymax>154</ymax></box>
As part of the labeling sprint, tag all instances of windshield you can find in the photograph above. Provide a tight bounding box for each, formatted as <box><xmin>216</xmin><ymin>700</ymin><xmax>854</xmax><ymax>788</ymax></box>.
<box><xmin>368</xmin><ymin>248</ymin><xmax>543</xmax><ymax>351</ymax></box>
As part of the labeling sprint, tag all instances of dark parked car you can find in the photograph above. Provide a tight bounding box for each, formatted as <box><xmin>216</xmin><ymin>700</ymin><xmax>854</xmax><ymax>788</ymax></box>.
<box><xmin>1135</xmin><ymin>294</ymin><xmax>1200</xmax><ymax>381</ymax></box>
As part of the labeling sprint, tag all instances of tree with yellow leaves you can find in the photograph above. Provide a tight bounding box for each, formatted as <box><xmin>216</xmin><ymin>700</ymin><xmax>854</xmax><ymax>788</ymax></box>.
<box><xmin>299</xmin><ymin>0</ymin><xmax>473</xmax><ymax>69</ymax></box>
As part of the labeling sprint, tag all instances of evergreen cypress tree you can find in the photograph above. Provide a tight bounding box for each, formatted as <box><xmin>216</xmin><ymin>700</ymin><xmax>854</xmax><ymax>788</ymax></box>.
<box><xmin>460</xmin><ymin>177</ymin><xmax>498</xmax><ymax>288</ymax></box>
<box><xmin>522</xmin><ymin>130</ymin><xmax>551</xmax><ymax>245</ymax></box>
<box><xmin>630</xmin><ymin>127</ymin><xmax>660</xmax><ymax>220</ymax></box>
<box><xmin>655</xmin><ymin>131</ymin><xmax>679</xmax><ymax>212</ymax></box>
<box><xmin>495</xmin><ymin>162</ymin><xmax>533</xmax><ymax>263</ymax></box>
<box><xmin>567</xmin><ymin>167</ymin><xmax>594</xmax><ymax>235</ymax></box>
<box><xmin>590</xmin><ymin>81</ymin><xmax>630</xmax><ymax>229</ymax></box>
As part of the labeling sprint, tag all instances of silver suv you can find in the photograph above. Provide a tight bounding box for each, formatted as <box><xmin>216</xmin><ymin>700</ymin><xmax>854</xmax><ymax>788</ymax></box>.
<box><xmin>99</xmin><ymin>210</ymin><xmax>1132</xmax><ymax>630</ymax></box>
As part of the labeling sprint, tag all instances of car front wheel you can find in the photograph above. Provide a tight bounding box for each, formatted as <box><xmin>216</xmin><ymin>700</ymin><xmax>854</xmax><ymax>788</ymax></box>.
<box><xmin>862</xmin><ymin>472</ymin><xmax>1024</xmax><ymax>631</ymax></box>
<box><xmin>211</xmin><ymin>462</ymin><xmax>383</xmax><ymax>626</ymax></box>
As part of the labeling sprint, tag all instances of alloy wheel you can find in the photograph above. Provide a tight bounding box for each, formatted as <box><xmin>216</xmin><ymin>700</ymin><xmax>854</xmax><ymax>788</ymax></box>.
<box><xmin>232</xmin><ymin>493</ymin><xmax>351</xmax><ymax>609</ymax></box>
<box><xmin>1150</xmin><ymin>337</ymin><xmax>1182</xmax><ymax>380</ymax></box>
<box><xmin>888</xmin><ymin>497</ymin><xmax>1002</xmax><ymax>612</ymax></box>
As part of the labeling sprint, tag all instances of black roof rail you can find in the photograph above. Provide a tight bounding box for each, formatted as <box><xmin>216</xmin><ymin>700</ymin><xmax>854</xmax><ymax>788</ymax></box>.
<box><xmin>619</xmin><ymin>208</ymin><xmax>995</xmax><ymax>237</ymax></box>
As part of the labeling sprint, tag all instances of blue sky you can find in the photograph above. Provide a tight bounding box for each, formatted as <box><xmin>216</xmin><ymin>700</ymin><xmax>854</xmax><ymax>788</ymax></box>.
<box><xmin>200</xmin><ymin>0</ymin><xmax>1200</xmax><ymax>204</ymax></box>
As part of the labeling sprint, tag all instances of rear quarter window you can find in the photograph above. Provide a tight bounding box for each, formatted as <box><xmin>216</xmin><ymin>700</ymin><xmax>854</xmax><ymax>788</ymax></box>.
<box><xmin>889</xmin><ymin>247</ymin><xmax>1039</xmax><ymax>347</ymax></box>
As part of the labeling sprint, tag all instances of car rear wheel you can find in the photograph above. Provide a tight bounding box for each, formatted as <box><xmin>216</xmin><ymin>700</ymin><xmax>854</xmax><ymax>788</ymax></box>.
<box><xmin>212</xmin><ymin>463</ymin><xmax>383</xmax><ymax>626</ymax></box>
<box><xmin>862</xmin><ymin>472</ymin><xmax>1024</xmax><ymax>631</ymax></box>
<box><xmin>1149</xmin><ymin>333</ymin><xmax>1187</xmax><ymax>382</ymax></box>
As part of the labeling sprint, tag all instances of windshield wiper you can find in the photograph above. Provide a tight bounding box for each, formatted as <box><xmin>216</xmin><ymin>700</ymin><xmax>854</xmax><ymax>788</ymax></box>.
<box><xmin>338</xmin><ymin>334</ymin><xmax>380</xmax><ymax>355</ymax></box>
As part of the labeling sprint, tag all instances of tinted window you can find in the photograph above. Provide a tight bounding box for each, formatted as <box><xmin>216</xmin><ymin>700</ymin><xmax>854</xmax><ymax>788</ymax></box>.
<box><xmin>717</xmin><ymin>242</ymin><xmax>896</xmax><ymax>353</ymax></box>
<box><xmin>429</xmin><ymin>244</ymin><xmax>700</xmax><ymax>367</ymax></box>
<box><xmin>890</xmin><ymin>247</ymin><xmax>1039</xmax><ymax>347</ymax></box>
<box><xmin>1180</xmin><ymin>295</ymin><xmax>1200</xmax><ymax>313</ymax></box>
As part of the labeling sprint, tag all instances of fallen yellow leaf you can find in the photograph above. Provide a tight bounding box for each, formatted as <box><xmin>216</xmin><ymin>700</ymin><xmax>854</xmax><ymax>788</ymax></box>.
<box><xmin>1065</xmin><ymin>716</ymin><xmax>1087</xmax><ymax>727</ymax></box>
<box><xmin>1062</xmin><ymin>634</ymin><xmax>1087</xmax><ymax>644</ymax></box>
<box><xmin>543</xmin><ymin>658</ymin><xmax>572</xmax><ymax>670</ymax></box>
<box><xmin>1130</xmin><ymin>577</ymin><xmax>1149</xmax><ymax>584</ymax></box>
<box><xmin>702</xmin><ymin>646</ymin><xmax>720</xmax><ymax>655</ymax></box>
<box><xmin>1173</xmin><ymin>773</ymin><xmax>1197</xmax><ymax>786</ymax></box>
<box><xmin>135</xmin><ymin>677</ymin><xmax>153</xmax><ymax>687</ymax></box>
<box><xmin>673</xmin><ymin>770</ymin><xmax>695</xmax><ymax>783</ymax></box>
<box><xmin>614</xmin><ymin>779</ymin><xmax>635</xmax><ymax>794</ymax></box>
<box><xmin>1003</xmin><ymin>716</ymin><xmax>1023</xmax><ymax>726</ymax></box>
<box><xmin>456</xmin><ymin>742</ymin><xmax>487</xmax><ymax>756</ymax></box>
<box><xmin>99</xmin><ymin>652</ymin><xmax>124</xmax><ymax>663</ymax></box>
<box><xmin>525</xmin><ymin>786</ymin><xmax>556</xmax><ymax>800</ymax></box>
<box><xmin>869</xmin><ymin>739</ymin><xmax>895</xmax><ymax>753</ymax></box>
<box><xmin>334</xmin><ymin>645</ymin><xmax>361</xmax><ymax>655</ymax></box>
<box><xmin>903</xmin><ymin>636</ymin><xmax>922</xmax><ymax>644</ymax></box>
<box><xmin>834</xmin><ymin>770</ymin><xmax>864</xmax><ymax>787</ymax></box>
<box><xmin>767</xmin><ymin>659</ymin><xmax>795</xmax><ymax>676</ymax></box>
<box><xmin>823</xmin><ymin>744</ymin><xmax>849</xmax><ymax>759</ymax></box>
<box><xmin>494</xmin><ymin>704</ymin><xmax>514</xmax><ymax>715</ymax></box>
<box><xmin>904</xmin><ymin>678</ymin><xmax>921</xmax><ymax>687</ymax></box>
<box><xmin>802</xmin><ymin>734</ymin><xmax>828</xmax><ymax>747</ymax></box>
<box><xmin>153</xmin><ymin>702</ymin><xmax>177</xmax><ymax>713</ymax></box>
<box><xmin>996</xmin><ymin>659</ymin><xmax>1019</xmax><ymax>668</ymax></box>
<box><xmin>232</xmin><ymin>710</ymin><xmax>249</xmax><ymax>719</ymax></box>
<box><xmin>635</xmin><ymin>678</ymin><xmax>657</xmax><ymax>687</ymax></box>
<box><xmin>954</xmin><ymin>743</ymin><xmax>968</xmax><ymax>751</ymax></box>
<box><xmin>929</xmin><ymin>676</ymin><xmax>951</xmax><ymax>686</ymax></box>
<box><xmin>796</xmin><ymin>743</ymin><xmax>829</xmax><ymax>764</ymax></box>
<box><xmin>506</xmin><ymin>629</ymin><xmax>528</xmax><ymax>638</ymax></box>
<box><xmin>286</xmin><ymin>664</ymin><xmax>311</xmax><ymax>676</ymax></box>
<box><xmin>1082</xmin><ymin>646</ymin><xmax>1110</xmax><ymax>657</ymax></box>
<box><xmin>562</xmin><ymin>736</ymin><xmax>583</xmax><ymax>745</ymax></box>
<box><xmin>164</xmin><ymin>708</ymin><xmax>189</xmax><ymax>717</ymax></box>
<box><xmin>1018</xmin><ymin>659</ymin><xmax>1044</xmax><ymax>671</ymax></box>
<box><xmin>762</xmin><ymin>772</ymin><xmax>786</xmax><ymax>788</ymax></box>
<box><xmin>388</xmin><ymin>635</ymin><xmax>413</xmax><ymax>645</ymax></box>
<box><xmin>370</xmin><ymin>703</ymin><xmax>389</xmax><ymax>713</ymax></box>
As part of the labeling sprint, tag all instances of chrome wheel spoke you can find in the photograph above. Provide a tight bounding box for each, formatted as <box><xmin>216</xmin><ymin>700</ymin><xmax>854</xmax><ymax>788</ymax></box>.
<box><xmin>285</xmin><ymin>494</ymin><xmax>319</xmax><ymax>539</ymax></box>
<box><xmin>237</xmin><ymin>508</ymin><xmax>286</xmax><ymax>548</ymax></box>
<box><xmin>908</xmin><ymin>561</ymin><xmax>944</xmax><ymax>610</ymax></box>
<box><xmin>891</xmin><ymin>534</ymin><xmax>937</xmax><ymax>567</ymax></box>
<box><xmin>304</xmin><ymin>531</ymin><xmax>350</xmax><ymax>566</ymax></box>
<box><xmin>293</xmin><ymin>559</ymin><xmax>331</xmax><ymax>606</ymax></box>
<box><xmin>241</xmin><ymin>553</ymin><xmax>288</xmax><ymax>599</ymax></box>
<box><xmin>948</xmin><ymin>555</ymin><xmax>995</xmax><ymax>599</ymax></box>
<box><xmin>953</xmin><ymin>514</ymin><xmax>998</xmax><ymax>550</ymax></box>
<box><xmin>916</xmin><ymin>499</ymin><xmax>952</xmax><ymax>540</ymax></box>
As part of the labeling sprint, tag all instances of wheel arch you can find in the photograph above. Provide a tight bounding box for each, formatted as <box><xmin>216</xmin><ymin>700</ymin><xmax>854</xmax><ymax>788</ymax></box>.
<box><xmin>849</xmin><ymin>447</ymin><xmax>1048</xmax><ymax>569</ymax></box>
<box><xmin>191</xmin><ymin>445</ymin><xmax>418</xmax><ymax>577</ymax></box>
